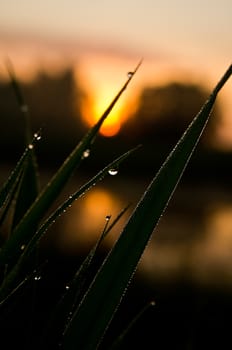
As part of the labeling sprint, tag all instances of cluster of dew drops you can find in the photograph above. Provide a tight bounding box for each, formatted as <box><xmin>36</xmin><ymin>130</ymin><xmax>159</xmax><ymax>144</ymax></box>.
<box><xmin>28</xmin><ymin>131</ymin><xmax>42</xmax><ymax>149</ymax></box>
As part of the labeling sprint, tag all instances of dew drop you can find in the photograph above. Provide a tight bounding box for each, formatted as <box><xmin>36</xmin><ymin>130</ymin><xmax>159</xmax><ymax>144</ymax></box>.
<box><xmin>28</xmin><ymin>144</ymin><xmax>34</xmax><ymax>149</ymax></box>
<box><xmin>65</xmin><ymin>285</ymin><xmax>70</xmax><ymax>290</ymax></box>
<box><xmin>34</xmin><ymin>275</ymin><xmax>41</xmax><ymax>281</ymax></box>
<box><xmin>108</xmin><ymin>168</ymin><xmax>118</xmax><ymax>176</ymax></box>
<box><xmin>82</xmin><ymin>149</ymin><xmax>90</xmax><ymax>159</ymax></box>
<box><xmin>105</xmin><ymin>215</ymin><xmax>111</xmax><ymax>221</ymax></box>
<box><xmin>127</xmin><ymin>71</ymin><xmax>134</xmax><ymax>78</ymax></box>
<box><xmin>20</xmin><ymin>244</ymin><xmax>26</xmax><ymax>250</ymax></box>
<box><xmin>34</xmin><ymin>131</ymin><xmax>42</xmax><ymax>141</ymax></box>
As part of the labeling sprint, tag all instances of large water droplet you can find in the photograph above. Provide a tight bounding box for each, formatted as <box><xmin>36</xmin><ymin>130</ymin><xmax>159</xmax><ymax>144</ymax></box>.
<box><xmin>28</xmin><ymin>144</ymin><xmax>34</xmax><ymax>149</ymax></box>
<box><xmin>108</xmin><ymin>168</ymin><xmax>118</xmax><ymax>176</ymax></box>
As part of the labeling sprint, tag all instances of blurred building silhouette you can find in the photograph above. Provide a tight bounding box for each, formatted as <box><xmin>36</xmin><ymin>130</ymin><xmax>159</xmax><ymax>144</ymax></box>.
<box><xmin>0</xmin><ymin>70</ymin><xmax>224</xmax><ymax>178</ymax></box>
<box><xmin>121</xmin><ymin>82</ymin><xmax>220</xmax><ymax>151</ymax></box>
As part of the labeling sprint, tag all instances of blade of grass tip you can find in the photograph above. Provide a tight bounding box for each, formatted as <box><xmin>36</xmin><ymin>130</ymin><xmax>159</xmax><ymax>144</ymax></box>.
<box><xmin>61</xmin><ymin>209</ymin><xmax>132</xmax><ymax>335</ymax></box>
<box><xmin>39</xmin><ymin>216</ymin><xmax>113</xmax><ymax>348</ymax></box>
<box><xmin>0</xmin><ymin>60</ymin><xmax>142</xmax><ymax>266</ymax></box>
<box><xmin>5</xmin><ymin>57</ymin><xmax>32</xmax><ymax>143</ymax></box>
<box><xmin>103</xmin><ymin>203</ymin><xmax>132</xmax><ymax>239</ymax></box>
<box><xmin>109</xmin><ymin>301</ymin><xmax>155</xmax><ymax>350</ymax></box>
<box><xmin>42</xmin><ymin>218</ymin><xmax>113</xmax><ymax>338</ymax></box>
<box><xmin>51</xmin><ymin>201</ymin><xmax>132</xmax><ymax>321</ymax></box>
<box><xmin>0</xmin><ymin>145</ymin><xmax>140</xmax><ymax>302</ymax></box>
<box><xmin>63</xmin><ymin>64</ymin><xmax>232</xmax><ymax>350</ymax></box>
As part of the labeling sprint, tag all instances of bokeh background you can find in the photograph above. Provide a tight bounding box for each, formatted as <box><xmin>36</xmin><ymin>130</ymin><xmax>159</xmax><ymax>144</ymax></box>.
<box><xmin>0</xmin><ymin>1</ymin><xmax>232</xmax><ymax>348</ymax></box>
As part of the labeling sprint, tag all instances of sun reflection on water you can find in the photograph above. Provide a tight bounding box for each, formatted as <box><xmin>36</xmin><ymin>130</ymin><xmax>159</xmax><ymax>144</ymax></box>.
<box><xmin>48</xmin><ymin>176</ymin><xmax>232</xmax><ymax>290</ymax></box>
<box><xmin>58</xmin><ymin>186</ymin><xmax>128</xmax><ymax>253</ymax></box>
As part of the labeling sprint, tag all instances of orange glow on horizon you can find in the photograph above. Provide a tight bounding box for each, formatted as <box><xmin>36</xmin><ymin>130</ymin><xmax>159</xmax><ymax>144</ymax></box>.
<box><xmin>60</xmin><ymin>187</ymin><xmax>127</xmax><ymax>252</ymax></box>
<box><xmin>75</xmin><ymin>54</ymin><xmax>144</xmax><ymax>137</ymax></box>
<box><xmin>78</xmin><ymin>69</ymin><xmax>135</xmax><ymax>137</ymax></box>
<box><xmin>1</xmin><ymin>37</ymin><xmax>231</xmax><ymax>146</ymax></box>
<box><xmin>81</xmin><ymin>96</ymin><xmax>123</xmax><ymax>137</ymax></box>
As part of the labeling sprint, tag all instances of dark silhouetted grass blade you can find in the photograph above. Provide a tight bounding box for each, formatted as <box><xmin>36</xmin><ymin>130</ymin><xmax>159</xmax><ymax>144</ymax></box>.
<box><xmin>63</xmin><ymin>64</ymin><xmax>232</xmax><ymax>350</ymax></box>
<box><xmin>5</xmin><ymin>59</ymin><xmax>39</xmax><ymax>230</ymax></box>
<box><xmin>0</xmin><ymin>61</ymin><xmax>142</xmax><ymax>266</ymax></box>
<box><xmin>0</xmin><ymin>146</ymin><xmax>140</xmax><ymax>302</ymax></box>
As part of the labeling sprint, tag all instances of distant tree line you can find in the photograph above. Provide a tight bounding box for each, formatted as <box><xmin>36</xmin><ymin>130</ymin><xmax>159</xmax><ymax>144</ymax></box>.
<box><xmin>0</xmin><ymin>66</ymin><xmax>221</xmax><ymax>169</ymax></box>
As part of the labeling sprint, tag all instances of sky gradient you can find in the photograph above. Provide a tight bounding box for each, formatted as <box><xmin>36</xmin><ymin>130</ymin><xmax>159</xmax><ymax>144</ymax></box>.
<box><xmin>0</xmin><ymin>0</ymin><xmax>231</xmax><ymax>144</ymax></box>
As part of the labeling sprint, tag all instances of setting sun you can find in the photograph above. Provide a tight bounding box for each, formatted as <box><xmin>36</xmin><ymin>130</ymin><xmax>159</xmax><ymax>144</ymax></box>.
<box><xmin>78</xmin><ymin>62</ymin><xmax>133</xmax><ymax>137</ymax></box>
<box><xmin>76</xmin><ymin>55</ymin><xmax>142</xmax><ymax>138</ymax></box>
<box><xmin>81</xmin><ymin>95</ymin><xmax>123</xmax><ymax>137</ymax></box>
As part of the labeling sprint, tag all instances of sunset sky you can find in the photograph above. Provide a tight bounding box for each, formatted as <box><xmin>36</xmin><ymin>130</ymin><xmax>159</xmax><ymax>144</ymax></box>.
<box><xmin>0</xmin><ymin>0</ymin><xmax>231</xmax><ymax>143</ymax></box>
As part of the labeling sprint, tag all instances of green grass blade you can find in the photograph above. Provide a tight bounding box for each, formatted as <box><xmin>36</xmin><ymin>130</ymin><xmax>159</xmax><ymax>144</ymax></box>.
<box><xmin>0</xmin><ymin>61</ymin><xmax>141</xmax><ymax>265</ymax></box>
<box><xmin>63</xmin><ymin>64</ymin><xmax>232</xmax><ymax>350</ymax></box>
<box><xmin>0</xmin><ymin>146</ymin><xmax>140</xmax><ymax>302</ymax></box>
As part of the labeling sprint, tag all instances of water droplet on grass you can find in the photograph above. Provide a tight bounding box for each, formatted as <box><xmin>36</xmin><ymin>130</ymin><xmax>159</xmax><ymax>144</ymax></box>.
<box><xmin>20</xmin><ymin>244</ymin><xmax>26</xmax><ymax>250</ymax></box>
<box><xmin>127</xmin><ymin>71</ymin><xmax>134</xmax><ymax>78</ymax></box>
<box><xmin>82</xmin><ymin>149</ymin><xmax>90</xmax><ymax>159</ymax></box>
<box><xmin>105</xmin><ymin>215</ymin><xmax>111</xmax><ymax>221</ymax></box>
<box><xmin>34</xmin><ymin>275</ymin><xmax>41</xmax><ymax>281</ymax></box>
<box><xmin>108</xmin><ymin>168</ymin><xmax>118</xmax><ymax>176</ymax></box>
<box><xmin>28</xmin><ymin>144</ymin><xmax>34</xmax><ymax>149</ymax></box>
<box><xmin>34</xmin><ymin>131</ymin><xmax>42</xmax><ymax>140</ymax></box>
<box><xmin>65</xmin><ymin>285</ymin><xmax>70</xmax><ymax>290</ymax></box>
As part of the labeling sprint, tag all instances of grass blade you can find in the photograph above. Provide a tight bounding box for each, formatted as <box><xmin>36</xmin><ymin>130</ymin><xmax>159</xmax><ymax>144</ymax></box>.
<box><xmin>63</xmin><ymin>64</ymin><xmax>232</xmax><ymax>350</ymax></box>
<box><xmin>11</xmin><ymin>152</ymin><xmax>39</xmax><ymax>230</ymax></box>
<box><xmin>41</xmin><ymin>205</ymin><xmax>131</xmax><ymax>347</ymax></box>
<box><xmin>5</xmin><ymin>58</ymin><xmax>32</xmax><ymax>143</ymax></box>
<box><xmin>5</xmin><ymin>59</ymin><xmax>39</xmax><ymax>230</ymax></box>
<box><xmin>0</xmin><ymin>146</ymin><xmax>31</xmax><ymax>210</ymax></box>
<box><xmin>0</xmin><ymin>146</ymin><xmax>140</xmax><ymax>302</ymax></box>
<box><xmin>0</xmin><ymin>61</ymin><xmax>142</xmax><ymax>265</ymax></box>
<box><xmin>0</xmin><ymin>168</ymin><xmax>24</xmax><ymax>230</ymax></box>
<box><xmin>109</xmin><ymin>301</ymin><xmax>155</xmax><ymax>350</ymax></box>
